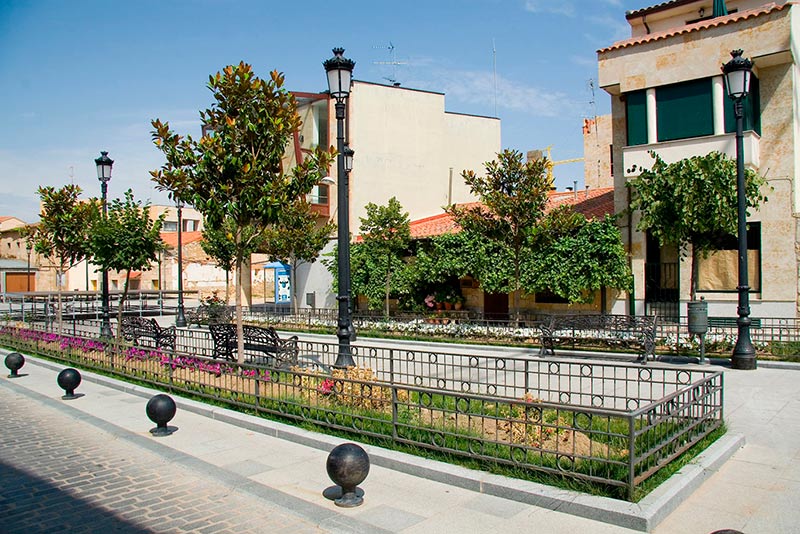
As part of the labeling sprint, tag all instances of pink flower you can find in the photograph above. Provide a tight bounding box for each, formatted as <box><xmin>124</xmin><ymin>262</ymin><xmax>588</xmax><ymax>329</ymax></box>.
<box><xmin>317</xmin><ymin>378</ymin><xmax>334</xmax><ymax>395</ymax></box>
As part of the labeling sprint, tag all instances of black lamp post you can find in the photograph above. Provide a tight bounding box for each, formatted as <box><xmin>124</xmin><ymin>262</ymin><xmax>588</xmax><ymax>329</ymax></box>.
<box><xmin>95</xmin><ymin>151</ymin><xmax>113</xmax><ymax>338</ymax></box>
<box><xmin>722</xmin><ymin>49</ymin><xmax>757</xmax><ymax>370</ymax></box>
<box><xmin>175</xmin><ymin>199</ymin><xmax>187</xmax><ymax>327</ymax></box>
<box><xmin>324</xmin><ymin>47</ymin><xmax>356</xmax><ymax>368</ymax></box>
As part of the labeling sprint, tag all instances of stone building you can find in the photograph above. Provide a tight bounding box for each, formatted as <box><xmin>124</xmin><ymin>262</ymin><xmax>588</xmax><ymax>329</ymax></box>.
<box><xmin>597</xmin><ymin>0</ymin><xmax>798</xmax><ymax>318</ymax></box>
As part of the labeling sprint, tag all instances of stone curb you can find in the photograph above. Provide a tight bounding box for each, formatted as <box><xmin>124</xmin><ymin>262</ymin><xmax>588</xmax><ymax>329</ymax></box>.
<box><xmin>20</xmin><ymin>353</ymin><xmax>744</xmax><ymax>532</ymax></box>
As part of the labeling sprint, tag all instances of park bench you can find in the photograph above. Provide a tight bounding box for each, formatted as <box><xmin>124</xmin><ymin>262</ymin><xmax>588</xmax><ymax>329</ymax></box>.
<box><xmin>538</xmin><ymin>314</ymin><xmax>658</xmax><ymax>363</ymax></box>
<box><xmin>209</xmin><ymin>323</ymin><xmax>299</xmax><ymax>367</ymax></box>
<box><xmin>186</xmin><ymin>304</ymin><xmax>233</xmax><ymax>327</ymax></box>
<box><xmin>120</xmin><ymin>317</ymin><xmax>176</xmax><ymax>351</ymax></box>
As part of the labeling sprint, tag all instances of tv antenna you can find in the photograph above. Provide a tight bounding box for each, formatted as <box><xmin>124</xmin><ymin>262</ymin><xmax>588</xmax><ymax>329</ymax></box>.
<box><xmin>373</xmin><ymin>41</ymin><xmax>407</xmax><ymax>86</ymax></box>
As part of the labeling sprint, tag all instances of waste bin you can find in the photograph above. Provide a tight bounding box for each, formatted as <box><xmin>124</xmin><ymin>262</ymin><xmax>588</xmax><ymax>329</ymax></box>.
<box><xmin>687</xmin><ymin>300</ymin><xmax>708</xmax><ymax>335</ymax></box>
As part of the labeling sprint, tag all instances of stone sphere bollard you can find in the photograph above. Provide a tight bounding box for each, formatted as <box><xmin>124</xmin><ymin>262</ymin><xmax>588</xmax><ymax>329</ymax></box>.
<box><xmin>57</xmin><ymin>368</ymin><xmax>82</xmax><ymax>399</ymax></box>
<box><xmin>146</xmin><ymin>394</ymin><xmax>177</xmax><ymax>436</ymax></box>
<box><xmin>5</xmin><ymin>352</ymin><xmax>25</xmax><ymax>378</ymax></box>
<box><xmin>326</xmin><ymin>442</ymin><xmax>370</xmax><ymax>507</ymax></box>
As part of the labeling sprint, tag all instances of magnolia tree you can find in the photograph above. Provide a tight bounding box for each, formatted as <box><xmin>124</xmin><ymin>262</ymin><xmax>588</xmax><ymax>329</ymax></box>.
<box><xmin>447</xmin><ymin>149</ymin><xmax>551</xmax><ymax>320</ymax></box>
<box><xmin>627</xmin><ymin>151</ymin><xmax>768</xmax><ymax>300</ymax></box>
<box><xmin>151</xmin><ymin>62</ymin><xmax>334</xmax><ymax>362</ymax></box>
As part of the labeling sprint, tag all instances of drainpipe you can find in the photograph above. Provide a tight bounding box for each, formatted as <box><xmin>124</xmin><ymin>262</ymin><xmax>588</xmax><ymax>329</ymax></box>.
<box><xmin>448</xmin><ymin>167</ymin><xmax>453</xmax><ymax>205</ymax></box>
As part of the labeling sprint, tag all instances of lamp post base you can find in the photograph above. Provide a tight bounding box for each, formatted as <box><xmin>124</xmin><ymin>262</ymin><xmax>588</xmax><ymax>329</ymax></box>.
<box><xmin>731</xmin><ymin>330</ymin><xmax>757</xmax><ymax>370</ymax></box>
<box><xmin>731</xmin><ymin>353</ymin><xmax>757</xmax><ymax>370</ymax></box>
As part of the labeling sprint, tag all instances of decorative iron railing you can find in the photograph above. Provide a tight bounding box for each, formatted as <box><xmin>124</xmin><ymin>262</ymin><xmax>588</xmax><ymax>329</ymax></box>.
<box><xmin>0</xmin><ymin>323</ymin><xmax>723</xmax><ymax>501</ymax></box>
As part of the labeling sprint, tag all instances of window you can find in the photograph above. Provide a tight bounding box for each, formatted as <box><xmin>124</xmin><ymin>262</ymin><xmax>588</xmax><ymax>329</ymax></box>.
<box><xmin>307</xmin><ymin>184</ymin><xmax>330</xmax><ymax>205</ymax></box>
<box><xmin>183</xmin><ymin>219</ymin><xmax>199</xmax><ymax>232</ymax></box>
<box><xmin>724</xmin><ymin>76</ymin><xmax>761</xmax><ymax>135</ymax></box>
<box><xmin>162</xmin><ymin>221</ymin><xmax>178</xmax><ymax>232</ymax></box>
<box><xmin>656</xmin><ymin>79</ymin><xmax>713</xmax><ymax>141</ymax></box>
<box><xmin>697</xmin><ymin>223</ymin><xmax>761</xmax><ymax>292</ymax></box>
<box><xmin>626</xmin><ymin>90</ymin><xmax>648</xmax><ymax>146</ymax></box>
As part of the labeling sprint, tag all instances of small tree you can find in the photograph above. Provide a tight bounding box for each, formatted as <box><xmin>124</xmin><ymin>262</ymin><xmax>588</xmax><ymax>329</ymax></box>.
<box><xmin>627</xmin><ymin>151</ymin><xmax>768</xmax><ymax>300</ymax></box>
<box><xmin>259</xmin><ymin>199</ymin><xmax>335</xmax><ymax>315</ymax></box>
<box><xmin>89</xmin><ymin>190</ymin><xmax>165</xmax><ymax>340</ymax></box>
<box><xmin>29</xmin><ymin>185</ymin><xmax>98</xmax><ymax>332</ymax></box>
<box><xmin>200</xmin><ymin>218</ymin><xmax>237</xmax><ymax>304</ymax></box>
<box><xmin>358</xmin><ymin>197</ymin><xmax>411</xmax><ymax>318</ymax></box>
<box><xmin>151</xmin><ymin>62</ymin><xmax>334</xmax><ymax>362</ymax></box>
<box><xmin>448</xmin><ymin>149</ymin><xmax>550</xmax><ymax>320</ymax></box>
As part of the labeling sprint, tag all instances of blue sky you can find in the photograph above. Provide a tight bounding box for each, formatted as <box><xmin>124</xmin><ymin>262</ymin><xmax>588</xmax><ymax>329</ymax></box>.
<box><xmin>0</xmin><ymin>0</ymin><xmax>644</xmax><ymax>222</ymax></box>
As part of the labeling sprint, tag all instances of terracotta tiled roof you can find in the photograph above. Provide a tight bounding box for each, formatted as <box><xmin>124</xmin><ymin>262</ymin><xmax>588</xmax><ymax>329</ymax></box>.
<box><xmin>0</xmin><ymin>216</ymin><xmax>12</xmax><ymax>223</ymax></box>
<box><xmin>405</xmin><ymin>187</ymin><xmax>616</xmax><ymax>239</ymax></box>
<box><xmin>160</xmin><ymin>231</ymin><xmax>203</xmax><ymax>248</ymax></box>
<box><xmin>626</xmin><ymin>0</ymin><xmax>702</xmax><ymax>19</ymax></box>
<box><xmin>599</xmin><ymin>2</ymin><xmax>789</xmax><ymax>53</ymax></box>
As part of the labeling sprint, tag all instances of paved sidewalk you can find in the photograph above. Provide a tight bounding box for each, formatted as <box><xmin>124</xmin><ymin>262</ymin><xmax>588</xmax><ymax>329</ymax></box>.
<box><xmin>1</xmin><ymin>351</ymin><xmax>799</xmax><ymax>533</ymax></box>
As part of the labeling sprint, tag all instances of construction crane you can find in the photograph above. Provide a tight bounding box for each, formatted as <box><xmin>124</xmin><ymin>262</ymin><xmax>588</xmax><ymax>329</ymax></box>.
<box><xmin>526</xmin><ymin>145</ymin><xmax>584</xmax><ymax>187</ymax></box>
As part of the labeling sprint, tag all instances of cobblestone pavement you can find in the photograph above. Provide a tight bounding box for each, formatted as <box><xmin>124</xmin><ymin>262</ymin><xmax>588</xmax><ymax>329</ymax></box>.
<box><xmin>0</xmin><ymin>388</ymin><xmax>328</xmax><ymax>534</ymax></box>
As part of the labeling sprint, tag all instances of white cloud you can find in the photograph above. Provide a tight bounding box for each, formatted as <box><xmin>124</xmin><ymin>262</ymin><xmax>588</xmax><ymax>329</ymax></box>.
<box><xmin>524</xmin><ymin>0</ymin><xmax>575</xmax><ymax>17</ymax></box>
<box><xmin>411</xmin><ymin>69</ymin><xmax>581</xmax><ymax>118</ymax></box>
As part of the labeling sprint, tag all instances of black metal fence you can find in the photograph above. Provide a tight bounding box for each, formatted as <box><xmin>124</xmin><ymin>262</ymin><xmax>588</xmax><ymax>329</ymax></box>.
<box><xmin>240</xmin><ymin>307</ymin><xmax>800</xmax><ymax>353</ymax></box>
<box><xmin>0</xmin><ymin>322</ymin><xmax>723</xmax><ymax>501</ymax></box>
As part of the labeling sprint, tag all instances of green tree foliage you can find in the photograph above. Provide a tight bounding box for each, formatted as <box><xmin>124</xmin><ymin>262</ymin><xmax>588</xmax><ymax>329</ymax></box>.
<box><xmin>522</xmin><ymin>206</ymin><xmax>632</xmax><ymax>303</ymax></box>
<box><xmin>259</xmin><ymin>199</ymin><xmax>335</xmax><ymax>314</ymax></box>
<box><xmin>89</xmin><ymin>190</ymin><xmax>165</xmax><ymax>339</ymax></box>
<box><xmin>200</xmin><ymin>218</ymin><xmax>238</xmax><ymax>304</ymax></box>
<box><xmin>447</xmin><ymin>149</ymin><xmax>550</xmax><ymax>319</ymax></box>
<box><xmin>29</xmin><ymin>185</ymin><xmax>98</xmax><ymax>331</ymax></box>
<box><xmin>358</xmin><ymin>197</ymin><xmax>411</xmax><ymax>317</ymax></box>
<box><xmin>151</xmin><ymin>62</ymin><xmax>334</xmax><ymax>361</ymax></box>
<box><xmin>627</xmin><ymin>151</ymin><xmax>768</xmax><ymax>299</ymax></box>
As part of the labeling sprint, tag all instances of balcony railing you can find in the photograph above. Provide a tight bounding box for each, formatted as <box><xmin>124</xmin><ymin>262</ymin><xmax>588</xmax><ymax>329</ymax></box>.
<box><xmin>623</xmin><ymin>131</ymin><xmax>760</xmax><ymax>177</ymax></box>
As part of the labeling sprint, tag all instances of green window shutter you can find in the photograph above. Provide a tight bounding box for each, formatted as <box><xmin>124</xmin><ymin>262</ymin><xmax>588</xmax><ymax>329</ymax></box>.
<box><xmin>626</xmin><ymin>90</ymin><xmax>648</xmax><ymax>146</ymax></box>
<box><xmin>724</xmin><ymin>76</ymin><xmax>761</xmax><ymax>135</ymax></box>
<box><xmin>656</xmin><ymin>79</ymin><xmax>714</xmax><ymax>141</ymax></box>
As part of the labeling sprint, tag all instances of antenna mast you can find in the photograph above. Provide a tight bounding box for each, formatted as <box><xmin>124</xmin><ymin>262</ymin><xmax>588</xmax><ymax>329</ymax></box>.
<box><xmin>373</xmin><ymin>41</ymin><xmax>407</xmax><ymax>86</ymax></box>
<box><xmin>492</xmin><ymin>39</ymin><xmax>498</xmax><ymax>117</ymax></box>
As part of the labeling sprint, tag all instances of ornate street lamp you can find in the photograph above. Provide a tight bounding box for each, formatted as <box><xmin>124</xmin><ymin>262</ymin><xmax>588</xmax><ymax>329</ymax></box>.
<box><xmin>175</xmin><ymin>198</ymin><xmax>187</xmax><ymax>327</ymax></box>
<box><xmin>95</xmin><ymin>151</ymin><xmax>113</xmax><ymax>338</ymax></box>
<box><xmin>722</xmin><ymin>49</ymin><xmax>757</xmax><ymax>370</ymax></box>
<box><xmin>324</xmin><ymin>47</ymin><xmax>356</xmax><ymax>368</ymax></box>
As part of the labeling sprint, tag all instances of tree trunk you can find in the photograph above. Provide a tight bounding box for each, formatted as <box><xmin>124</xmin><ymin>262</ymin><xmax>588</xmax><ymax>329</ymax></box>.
<box><xmin>235</xmin><ymin>229</ymin><xmax>245</xmax><ymax>364</ymax></box>
<box><xmin>55</xmin><ymin>267</ymin><xmax>63</xmax><ymax>334</ymax></box>
<box><xmin>235</xmin><ymin>259</ymin><xmax>245</xmax><ymax>363</ymax></box>
<box><xmin>384</xmin><ymin>255</ymin><xmax>391</xmax><ymax>319</ymax></box>
<box><xmin>115</xmin><ymin>271</ymin><xmax>131</xmax><ymax>343</ymax></box>
<box><xmin>225</xmin><ymin>270</ymin><xmax>230</xmax><ymax>305</ymax></box>
<box><xmin>291</xmin><ymin>255</ymin><xmax>299</xmax><ymax>316</ymax></box>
